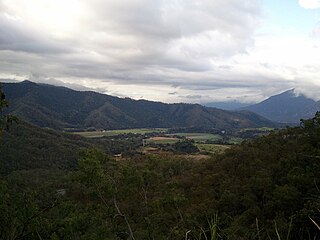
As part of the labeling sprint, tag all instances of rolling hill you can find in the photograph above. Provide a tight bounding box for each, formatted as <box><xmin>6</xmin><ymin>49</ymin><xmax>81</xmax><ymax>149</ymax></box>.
<box><xmin>0</xmin><ymin>121</ymin><xmax>92</xmax><ymax>174</ymax></box>
<box><xmin>242</xmin><ymin>89</ymin><xmax>319</xmax><ymax>123</ymax></box>
<box><xmin>1</xmin><ymin>81</ymin><xmax>274</xmax><ymax>130</ymax></box>
<box><xmin>0</xmin><ymin>120</ymin><xmax>144</xmax><ymax>174</ymax></box>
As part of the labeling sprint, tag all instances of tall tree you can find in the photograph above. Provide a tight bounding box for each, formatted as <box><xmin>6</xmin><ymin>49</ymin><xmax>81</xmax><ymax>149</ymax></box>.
<box><xmin>0</xmin><ymin>87</ymin><xmax>8</xmax><ymax>135</ymax></box>
<box><xmin>0</xmin><ymin>87</ymin><xmax>16</xmax><ymax>136</ymax></box>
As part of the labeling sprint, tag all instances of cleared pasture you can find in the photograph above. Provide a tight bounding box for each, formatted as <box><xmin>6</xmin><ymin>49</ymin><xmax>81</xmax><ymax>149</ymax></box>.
<box><xmin>145</xmin><ymin>136</ymin><xmax>179</xmax><ymax>145</ymax></box>
<box><xmin>74</xmin><ymin>128</ymin><xmax>167</xmax><ymax>138</ymax></box>
<box><xmin>196</xmin><ymin>144</ymin><xmax>231</xmax><ymax>154</ymax></box>
<box><xmin>227</xmin><ymin>137</ymin><xmax>244</xmax><ymax>144</ymax></box>
<box><xmin>240</xmin><ymin>127</ymin><xmax>275</xmax><ymax>132</ymax></box>
<box><xmin>167</xmin><ymin>133</ymin><xmax>223</xmax><ymax>143</ymax></box>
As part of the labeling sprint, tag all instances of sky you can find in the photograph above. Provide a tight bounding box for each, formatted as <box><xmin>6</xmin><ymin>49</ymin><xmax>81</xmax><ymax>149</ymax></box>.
<box><xmin>0</xmin><ymin>0</ymin><xmax>320</xmax><ymax>104</ymax></box>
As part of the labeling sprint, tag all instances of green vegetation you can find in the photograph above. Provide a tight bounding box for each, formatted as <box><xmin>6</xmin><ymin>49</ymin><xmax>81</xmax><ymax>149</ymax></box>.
<box><xmin>0</xmin><ymin>121</ymin><xmax>145</xmax><ymax>174</ymax></box>
<box><xmin>241</xmin><ymin>127</ymin><xmax>275</xmax><ymax>132</ymax></box>
<box><xmin>167</xmin><ymin>132</ymin><xmax>223</xmax><ymax>143</ymax></box>
<box><xmin>0</xmin><ymin>87</ymin><xmax>16</xmax><ymax>136</ymax></box>
<box><xmin>145</xmin><ymin>136</ymin><xmax>179</xmax><ymax>145</ymax></box>
<box><xmin>196</xmin><ymin>143</ymin><xmax>231</xmax><ymax>154</ymax></box>
<box><xmin>0</xmin><ymin>87</ymin><xmax>6</xmax><ymax>135</ymax></box>
<box><xmin>226</xmin><ymin>137</ymin><xmax>244</xmax><ymax>144</ymax></box>
<box><xmin>1</xmin><ymin>114</ymin><xmax>319</xmax><ymax>239</ymax></box>
<box><xmin>75</xmin><ymin>128</ymin><xmax>167</xmax><ymax>138</ymax></box>
<box><xmin>1</xmin><ymin>85</ymin><xmax>319</xmax><ymax>239</ymax></box>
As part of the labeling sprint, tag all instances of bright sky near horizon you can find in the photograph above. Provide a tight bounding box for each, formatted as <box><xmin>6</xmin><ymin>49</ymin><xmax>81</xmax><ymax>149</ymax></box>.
<box><xmin>1</xmin><ymin>0</ymin><xmax>320</xmax><ymax>103</ymax></box>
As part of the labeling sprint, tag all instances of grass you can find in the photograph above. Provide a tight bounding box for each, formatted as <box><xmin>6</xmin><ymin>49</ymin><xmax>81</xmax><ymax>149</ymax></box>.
<box><xmin>74</xmin><ymin>128</ymin><xmax>167</xmax><ymax>138</ymax></box>
<box><xmin>196</xmin><ymin>144</ymin><xmax>231</xmax><ymax>154</ymax></box>
<box><xmin>227</xmin><ymin>137</ymin><xmax>244</xmax><ymax>144</ymax></box>
<box><xmin>167</xmin><ymin>133</ymin><xmax>223</xmax><ymax>143</ymax></box>
<box><xmin>145</xmin><ymin>137</ymin><xmax>179</xmax><ymax>145</ymax></box>
<box><xmin>241</xmin><ymin>127</ymin><xmax>275</xmax><ymax>132</ymax></box>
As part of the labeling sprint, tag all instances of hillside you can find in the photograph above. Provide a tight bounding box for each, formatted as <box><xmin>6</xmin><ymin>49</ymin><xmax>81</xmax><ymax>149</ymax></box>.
<box><xmin>0</xmin><ymin>121</ymin><xmax>91</xmax><ymax>174</ymax></box>
<box><xmin>1</xmin><ymin>81</ymin><xmax>274</xmax><ymax>130</ymax></box>
<box><xmin>243</xmin><ymin>89</ymin><xmax>319</xmax><ymax>123</ymax></box>
<box><xmin>0</xmin><ymin>114</ymin><xmax>319</xmax><ymax>239</ymax></box>
<box><xmin>0</xmin><ymin>121</ymin><xmax>143</xmax><ymax>174</ymax></box>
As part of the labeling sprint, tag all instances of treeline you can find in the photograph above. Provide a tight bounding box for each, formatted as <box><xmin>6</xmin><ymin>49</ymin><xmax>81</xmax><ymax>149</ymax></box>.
<box><xmin>0</xmin><ymin>114</ymin><xmax>320</xmax><ymax>239</ymax></box>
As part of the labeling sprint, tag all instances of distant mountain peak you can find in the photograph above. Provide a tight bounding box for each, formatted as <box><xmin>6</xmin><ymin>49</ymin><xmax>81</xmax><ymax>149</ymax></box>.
<box><xmin>20</xmin><ymin>80</ymin><xmax>35</xmax><ymax>84</ymax></box>
<box><xmin>282</xmin><ymin>88</ymin><xmax>298</xmax><ymax>96</ymax></box>
<box><xmin>243</xmin><ymin>89</ymin><xmax>318</xmax><ymax>123</ymax></box>
<box><xmin>267</xmin><ymin>88</ymin><xmax>295</xmax><ymax>98</ymax></box>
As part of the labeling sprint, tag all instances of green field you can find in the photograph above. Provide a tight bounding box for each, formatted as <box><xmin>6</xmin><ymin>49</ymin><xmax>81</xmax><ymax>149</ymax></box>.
<box><xmin>196</xmin><ymin>143</ymin><xmax>231</xmax><ymax>153</ymax></box>
<box><xmin>227</xmin><ymin>137</ymin><xmax>244</xmax><ymax>144</ymax></box>
<box><xmin>167</xmin><ymin>133</ymin><xmax>223</xmax><ymax>143</ymax></box>
<box><xmin>240</xmin><ymin>127</ymin><xmax>275</xmax><ymax>132</ymax></box>
<box><xmin>145</xmin><ymin>137</ymin><xmax>179</xmax><ymax>145</ymax></box>
<box><xmin>74</xmin><ymin>128</ymin><xmax>167</xmax><ymax>138</ymax></box>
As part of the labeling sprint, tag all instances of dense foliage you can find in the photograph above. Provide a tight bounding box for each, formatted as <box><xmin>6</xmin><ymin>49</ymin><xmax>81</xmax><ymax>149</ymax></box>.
<box><xmin>0</xmin><ymin>113</ymin><xmax>320</xmax><ymax>239</ymax></box>
<box><xmin>0</xmin><ymin>87</ymin><xmax>16</xmax><ymax>136</ymax></box>
<box><xmin>0</xmin><ymin>87</ymin><xmax>6</xmax><ymax>135</ymax></box>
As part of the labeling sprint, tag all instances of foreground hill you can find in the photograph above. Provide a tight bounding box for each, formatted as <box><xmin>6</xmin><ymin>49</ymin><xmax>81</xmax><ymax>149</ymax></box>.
<box><xmin>0</xmin><ymin>114</ymin><xmax>319</xmax><ymax>239</ymax></box>
<box><xmin>0</xmin><ymin>121</ymin><xmax>144</xmax><ymax>174</ymax></box>
<box><xmin>0</xmin><ymin>121</ymin><xmax>92</xmax><ymax>174</ymax></box>
<box><xmin>242</xmin><ymin>89</ymin><xmax>319</xmax><ymax>123</ymax></box>
<box><xmin>2</xmin><ymin>81</ymin><xmax>274</xmax><ymax>130</ymax></box>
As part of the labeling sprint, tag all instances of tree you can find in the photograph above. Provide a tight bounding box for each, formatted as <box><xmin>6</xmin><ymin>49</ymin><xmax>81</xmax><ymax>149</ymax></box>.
<box><xmin>0</xmin><ymin>87</ymin><xmax>8</xmax><ymax>135</ymax></box>
<box><xmin>76</xmin><ymin>149</ymin><xmax>136</xmax><ymax>239</ymax></box>
<box><xmin>300</xmin><ymin>112</ymin><xmax>320</xmax><ymax>147</ymax></box>
<box><xmin>0</xmin><ymin>87</ymin><xmax>16</xmax><ymax>136</ymax></box>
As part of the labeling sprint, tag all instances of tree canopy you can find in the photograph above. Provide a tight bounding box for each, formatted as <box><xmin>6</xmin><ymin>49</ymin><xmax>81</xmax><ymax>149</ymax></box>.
<box><xmin>0</xmin><ymin>87</ymin><xmax>16</xmax><ymax>136</ymax></box>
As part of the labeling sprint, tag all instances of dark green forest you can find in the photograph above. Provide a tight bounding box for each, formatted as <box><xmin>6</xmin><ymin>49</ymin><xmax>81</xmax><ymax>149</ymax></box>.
<box><xmin>0</xmin><ymin>87</ymin><xmax>320</xmax><ymax>239</ymax></box>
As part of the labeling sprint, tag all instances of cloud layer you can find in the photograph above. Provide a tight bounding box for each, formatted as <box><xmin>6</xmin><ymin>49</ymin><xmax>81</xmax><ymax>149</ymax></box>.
<box><xmin>0</xmin><ymin>0</ymin><xmax>320</xmax><ymax>103</ymax></box>
<box><xmin>299</xmin><ymin>0</ymin><xmax>320</xmax><ymax>9</ymax></box>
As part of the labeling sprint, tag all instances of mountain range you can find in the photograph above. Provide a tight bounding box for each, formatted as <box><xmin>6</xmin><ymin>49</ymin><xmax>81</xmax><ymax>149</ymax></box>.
<box><xmin>1</xmin><ymin>80</ymin><xmax>274</xmax><ymax>130</ymax></box>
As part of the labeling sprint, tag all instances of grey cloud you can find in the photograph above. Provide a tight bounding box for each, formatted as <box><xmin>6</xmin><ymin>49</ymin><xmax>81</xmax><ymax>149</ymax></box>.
<box><xmin>81</xmin><ymin>0</ymin><xmax>262</xmax><ymax>65</ymax></box>
<box><xmin>27</xmin><ymin>73</ymin><xmax>98</xmax><ymax>92</ymax></box>
<box><xmin>2</xmin><ymin>0</ymin><xmax>315</xmax><ymax>104</ymax></box>
<box><xmin>0</xmin><ymin>0</ymin><xmax>262</xmax><ymax>76</ymax></box>
<box><xmin>0</xmin><ymin>16</ymin><xmax>70</xmax><ymax>54</ymax></box>
<box><xmin>184</xmin><ymin>94</ymin><xmax>203</xmax><ymax>99</ymax></box>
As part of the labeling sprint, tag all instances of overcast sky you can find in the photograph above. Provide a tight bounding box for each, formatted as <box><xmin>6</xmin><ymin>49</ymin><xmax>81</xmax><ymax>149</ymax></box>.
<box><xmin>1</xmin><ymin>0</ymin><xmax>320</xmax><ymax>103</ymax></box>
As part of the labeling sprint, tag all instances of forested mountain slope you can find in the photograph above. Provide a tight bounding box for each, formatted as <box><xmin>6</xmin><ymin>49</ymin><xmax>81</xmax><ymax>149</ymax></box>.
<box><xmin>2</xmin><ymin>81</ymin><xmax>274</xmax><ymax>130</ymax></box>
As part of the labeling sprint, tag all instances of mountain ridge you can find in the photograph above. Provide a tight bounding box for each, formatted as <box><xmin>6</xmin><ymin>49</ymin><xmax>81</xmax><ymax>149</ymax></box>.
<box><xmin>2</xmin><ymin>80</ymin><xmax>275</xmax><ymax>130</ymax></box>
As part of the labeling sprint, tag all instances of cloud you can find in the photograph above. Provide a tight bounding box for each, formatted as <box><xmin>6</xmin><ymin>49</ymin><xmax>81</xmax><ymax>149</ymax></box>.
<box><xmin>1</xmin><ymin>0</ymin><xmax>320</xmax><ymax>104</ymax></box>
<box><xmin>312</xmin><ymin>25</ymin><xmax>320</xmax><ymax>37</ymax></box>
<box><xmin>298</xmin><ymin>0</ymin><xmax>320</xmax><ymax>9</ymax></box>
<box><xmin>0</xmin><ymin>14</ymin><xmax>70</xmax><ymax>54</ymax></box>
<box><xmin>0</xmin><ymin>0</ymin><xmax>262</xmax><ymax>77</ymax></box>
